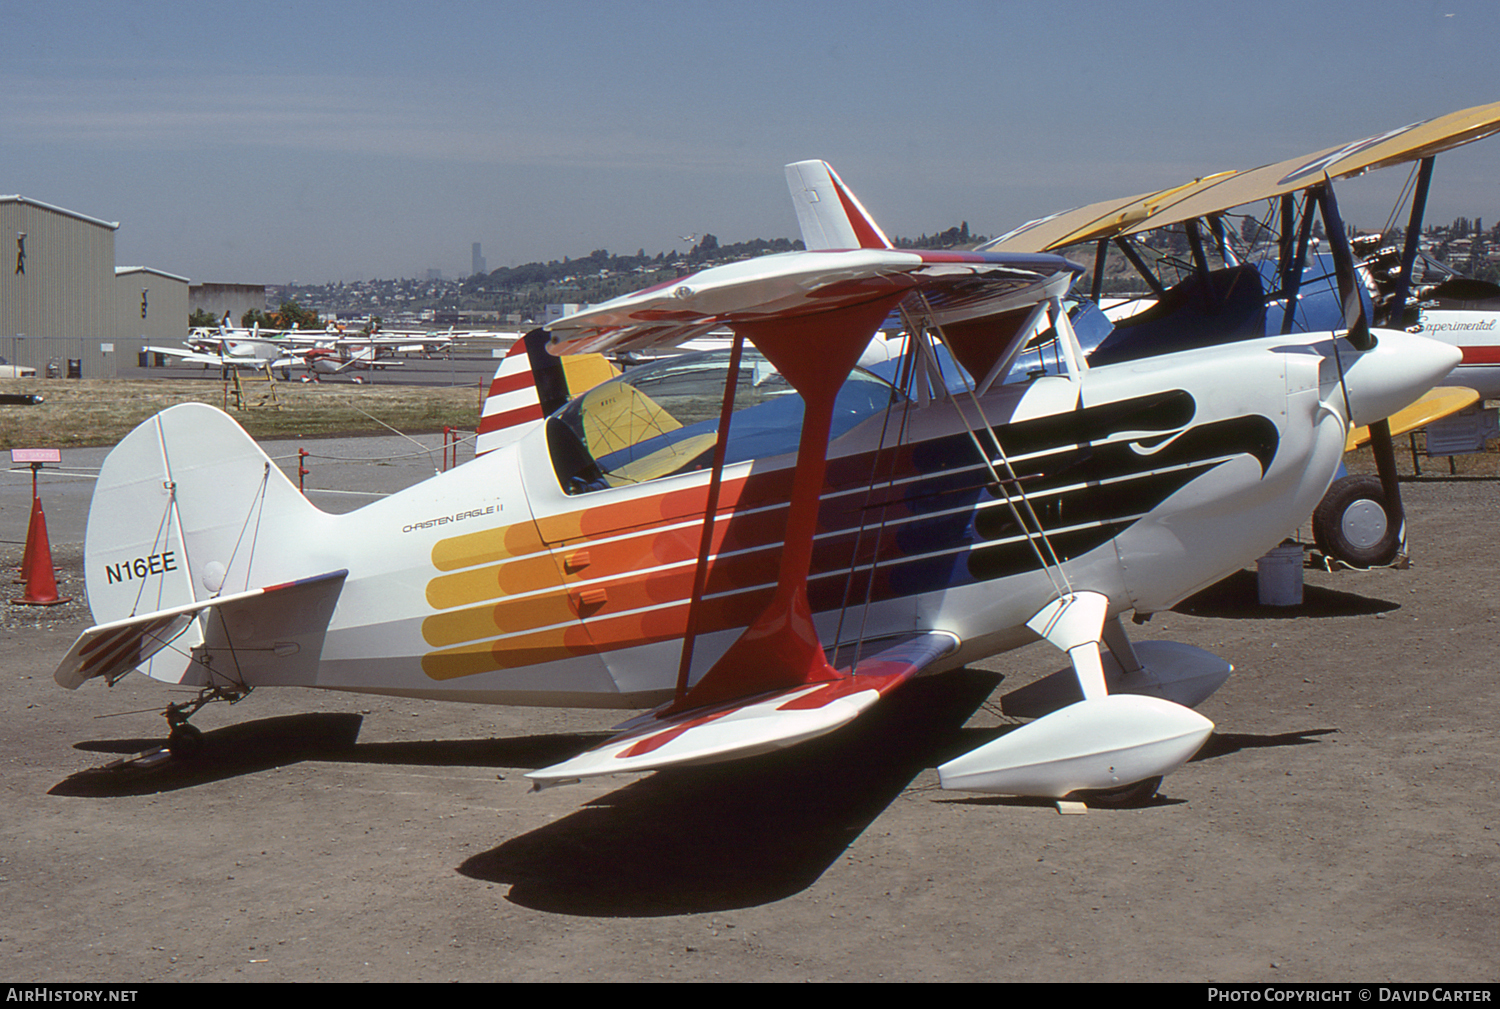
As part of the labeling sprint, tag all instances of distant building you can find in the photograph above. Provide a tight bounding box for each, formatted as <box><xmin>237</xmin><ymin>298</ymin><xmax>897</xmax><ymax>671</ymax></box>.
<box><xmin>117</xmin><ymin>267</ymin><xmax>189</xmax><ymax>350</ymax></box>
<box><xmin>472</xmin><ymin>242</ymin><xmax>487</xmax><ymax>277</ymax></box>
<box><xmin>544</xmin><ymin>303</ymin><xmax>583</xmax><ymax>325</ymax></box>
<box><xmin>0</xmin><ymin>195</ymin><xmax>185</xmax><ymax>377</ymax></box>
<box><xmin>189</xmin><ymin>282</ymin><xmax>266</xmax><ymax>326</ymax></box>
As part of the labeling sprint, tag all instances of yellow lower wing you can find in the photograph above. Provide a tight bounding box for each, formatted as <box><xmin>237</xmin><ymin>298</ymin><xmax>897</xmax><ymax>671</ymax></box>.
<box><xmin>1345</xmin><ymin>386</ymin><xmax>1481</xmax><ymax>450</ymax></box>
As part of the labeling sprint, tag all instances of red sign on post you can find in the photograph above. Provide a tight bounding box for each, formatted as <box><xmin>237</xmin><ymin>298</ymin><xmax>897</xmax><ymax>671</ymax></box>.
<box><xmin>10</xmin><ymin>449</ymin><xmax>60</xmax><ymax>464</ymax></box>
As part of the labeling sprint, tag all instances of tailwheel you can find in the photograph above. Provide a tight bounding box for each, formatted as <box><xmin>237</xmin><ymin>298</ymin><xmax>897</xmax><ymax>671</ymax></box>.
<box><xmin>167</xmin><ymin>723</ymin><xmax>203</xmax><ymax>759</ymax></box>
<box><xmin>161</xmin><ymin>684</ymin><xmax>249</xmax><ymax>760</ymax></box>
<box><xmin>1067</xmin><ymin>776</ymin><xmax>1163</xmax><ymax>809</ymax></box>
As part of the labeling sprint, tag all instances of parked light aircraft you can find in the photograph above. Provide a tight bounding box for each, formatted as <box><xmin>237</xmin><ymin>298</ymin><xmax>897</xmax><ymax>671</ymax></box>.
<box><xmin>1357</xmin><ymin>242</ymin><xmax>1500</xmax><ymax>399</ymax></box>
<box><xmin>185</xmin><ymin>320</ymin><xmax>467</xmax><ymax>360</ymax></box>
<box><xmin>54</xmin><ymin>161</ymin><xmax>1458</xmax><ymax>805</ymax></box>
<box><xmin>162</xmin><ymin>325</ymin><xmax>468</xmax><ymax>382</ymax></box>
<box><xmin>145</xmin><ymin>338</ymin><xmax>297</xmax><ymax>376</ymax></box>
<box><xmin>983</xmin><ymin>100</ymin><xmax>1500</xmax><ymax>568</ymax></box>
<box><xmin>304</xmin><ymin>325</ymin><xmax>462</xmax><ymax>360</ymax></box>
<box><xmin>299</xmin><ymin>343</ymin><xmax>398</xmax><ymax>380</ymax></box>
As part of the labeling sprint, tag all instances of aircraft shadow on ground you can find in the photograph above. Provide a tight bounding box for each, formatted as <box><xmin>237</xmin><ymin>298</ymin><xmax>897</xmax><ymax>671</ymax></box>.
<box><xmin>1173</xmin><ymin>570</ymin><xmax>1398</xmax><ymax>619</ymax></box>
<box><xmin>47</xmin><ymin>672</ymin><xmax>1328</xmax><ymax>912</ymax></box>
<box><xmin>1191</xmin><ymin>726</ymin><xmax>1337</xmax><ymax>762</ymax></box>
<box><xmin>50</xmin><ymin>712</ymin><xmax>613</xmax><ymax>798</ymax></box>
<box><xmin>456</xmin><ymin>670</ymin><xmax>1003</xmax><ymax>917</ymax></box>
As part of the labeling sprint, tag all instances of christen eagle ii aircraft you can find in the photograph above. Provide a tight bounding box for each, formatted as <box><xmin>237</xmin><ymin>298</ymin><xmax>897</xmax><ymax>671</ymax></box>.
<box><xmin>54</xmin><ymin>162</ymin><xmax>1458</xmax><ymax>804</ymax></box>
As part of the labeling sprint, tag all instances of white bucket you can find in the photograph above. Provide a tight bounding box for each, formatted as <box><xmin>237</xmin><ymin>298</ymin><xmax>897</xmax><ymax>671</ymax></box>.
<box><xmin>1256</xmin><ymin>543</ymin><xmax>1304</xmax><ymax>606</ymax></box>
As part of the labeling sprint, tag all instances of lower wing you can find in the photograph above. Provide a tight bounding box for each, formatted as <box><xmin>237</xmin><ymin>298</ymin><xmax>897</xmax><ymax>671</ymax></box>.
<box><xmin>526</xmin><ymin>631</ymin><xmax>959</xmax><ymax>787</ymax></box>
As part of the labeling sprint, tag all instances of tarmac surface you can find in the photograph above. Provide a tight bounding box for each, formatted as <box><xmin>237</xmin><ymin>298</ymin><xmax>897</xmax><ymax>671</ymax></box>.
<box><xmin>2</xmin><ymin>433</ymin><xmax>1496</xmax><ymax>982</ymax></box>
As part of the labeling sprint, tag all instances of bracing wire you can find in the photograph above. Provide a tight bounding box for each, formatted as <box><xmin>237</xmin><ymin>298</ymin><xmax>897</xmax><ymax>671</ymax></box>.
<box><xmin>913</xmin><ymin>293</ymin><xmax>1073</xmax><ymax>602</ymax></box>
<box><xmin>829</xmin><ymin>332</ymin><xmax>919</xmax><ymax>672</ymax></box>
<box><xmin>217</xmin><ymin>464</ymin><xmax>273</xmax><ymax>596</ymax></box>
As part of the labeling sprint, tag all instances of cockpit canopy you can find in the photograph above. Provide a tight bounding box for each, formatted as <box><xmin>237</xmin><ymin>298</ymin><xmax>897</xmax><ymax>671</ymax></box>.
<box><xmin>548</xmin><ymin>348</ymin><xmax>900</xmax><ymax>495</ymax></box>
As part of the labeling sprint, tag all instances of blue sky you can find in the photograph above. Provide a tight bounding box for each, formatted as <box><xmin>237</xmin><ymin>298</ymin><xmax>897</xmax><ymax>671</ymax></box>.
<box><xmin>3</xmin><ymin>0</ymin><xmax>1496</xmax><ymax>284</ymax></box>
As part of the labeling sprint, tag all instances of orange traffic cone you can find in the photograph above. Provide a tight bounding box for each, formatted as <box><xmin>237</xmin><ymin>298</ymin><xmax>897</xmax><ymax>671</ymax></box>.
<box><xmin>16</xmin><ymin>495</ymin><xmax>41</xmax><ymax>583</ymax></box>
<box><xmin>12</xmin><ymin>502</ymin><xmax>70</xmax><ymax>606</ymax></box>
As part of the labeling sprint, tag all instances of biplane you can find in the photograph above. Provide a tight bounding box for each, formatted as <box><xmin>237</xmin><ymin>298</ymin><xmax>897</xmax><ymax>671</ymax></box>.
<box><xmin>983</xmin><ymin>100</ymin><xmax>1500</xmax><ymax>568</ymax></box>
<box><xmin>54</xmin><ymin>159</ymin><xmax>1458</xmax><ymax>805</ymax></box>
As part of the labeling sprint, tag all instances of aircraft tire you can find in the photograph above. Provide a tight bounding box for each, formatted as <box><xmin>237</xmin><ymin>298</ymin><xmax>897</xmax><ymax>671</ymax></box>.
<box><xmin>1312</xmin><ymin>475</ymin><xmax>1400</xmax><ymax>567</ymax></box>
<box><xmin>1067</xmin><ymin>776</ymin><xmax>1162</xmax><ymax>809</ymax></box>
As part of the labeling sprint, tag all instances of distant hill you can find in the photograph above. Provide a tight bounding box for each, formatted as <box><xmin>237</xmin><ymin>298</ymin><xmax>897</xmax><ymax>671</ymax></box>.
<box><xmin>275</xmin><ymin>225</ymin><xmax>988</xmax><ymax>324</ymax></box>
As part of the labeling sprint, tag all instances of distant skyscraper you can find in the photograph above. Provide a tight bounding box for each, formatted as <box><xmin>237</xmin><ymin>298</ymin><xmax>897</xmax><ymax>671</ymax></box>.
<box><xmin>472</xmin><ymin>242</ymin><xmax>487</xmax><ymax>277</ymax></box>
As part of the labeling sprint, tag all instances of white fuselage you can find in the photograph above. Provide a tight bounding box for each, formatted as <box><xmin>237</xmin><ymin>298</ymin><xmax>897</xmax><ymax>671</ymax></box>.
<box><xmin>81</xmin><ymin>328</ymin><xmax>1455</xmax><ymax>710</ymax></box>
<box><xmin>1409</xmin><ymin>307</ymin><xmax>1500</xmax><ymax>398</ymax></box>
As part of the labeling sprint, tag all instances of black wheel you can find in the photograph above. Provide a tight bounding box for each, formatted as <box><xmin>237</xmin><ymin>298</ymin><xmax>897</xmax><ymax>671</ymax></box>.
<box><xmin>1068</xmin><ymin>776</ymin><xmax>1162</xmax><ymax>809</ymax></box>
<box><xmin>1313</xmin><ymin>475</ymin><xmax>1400</xmax><ymax>567</ymax></box>
<box><xmin>167</xmin><ymin>723</ymin><xmax>203</xmax><ymax>759</ymax></box>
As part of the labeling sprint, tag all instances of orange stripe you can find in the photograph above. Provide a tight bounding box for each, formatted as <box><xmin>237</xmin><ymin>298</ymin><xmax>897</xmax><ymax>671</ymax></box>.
<box><xmin>431</xmin><ymin>521</ymin><xmax>549</xmax><ymax>572</ymax></box>
<box><xmin>422</xmin><ymin>625</ymin><xmax>593</xmax><ymax>680</ymax></box>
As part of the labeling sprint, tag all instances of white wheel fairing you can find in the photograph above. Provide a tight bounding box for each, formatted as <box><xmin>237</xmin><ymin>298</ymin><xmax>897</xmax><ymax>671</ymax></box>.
<box><xmin>938</xmin><ymin>694</ymin><xmax>1214</xmax><ymax>797</ymax></box>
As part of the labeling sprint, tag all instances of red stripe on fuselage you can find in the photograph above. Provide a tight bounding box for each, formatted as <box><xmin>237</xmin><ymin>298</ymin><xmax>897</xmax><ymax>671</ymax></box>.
<box><xmin>1459</xmin><ymin>346</ymin><xmax>1500</xmax><ymax>364</ymax></box>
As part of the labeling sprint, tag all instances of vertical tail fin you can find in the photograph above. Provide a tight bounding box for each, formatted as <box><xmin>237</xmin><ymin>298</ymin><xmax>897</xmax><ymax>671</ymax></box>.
<box><xmin>476</xmin><ymin>329</ymin><xmax>560</xmax><ymax>456</ymax></box>
<box><xmin>784</xmin><ymin>160</ymin><xmax>893</xmax><ymax>251</ymax></box>
<box><xmin>83</xmin><ymin>403</ymin><xmax>328</xmax><ymax>684</ymax></box>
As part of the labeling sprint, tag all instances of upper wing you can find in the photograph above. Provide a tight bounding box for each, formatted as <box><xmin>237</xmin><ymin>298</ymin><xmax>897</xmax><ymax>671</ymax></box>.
<box><xmin>145</xmin><ymin>346</ymin><xmax>293</xmax><ymax>370</ymax></box>
<box><xmin>527</xmin><ymin>631</ymin><xmax>958</xmax><ymax>786</ymax></box>
<box><xmin>145</xmin><ymin>345</ymin><xmax>224</xmax><ymax>366</ymax></box>
<box><xmin>983</xmin><ymin>178</ymin><xmax>1232</xmax><ymax>253</ymax></box>
<box><xmin>986</xmin><ymin>100</ymin><xmax>1500</xmax><ymax>253</ymax></box>
<box><xmin>545</xmin><ymin>247</ymin><xmax>1081</xmax><ymax>359</ymax></box>
<box><xmin>1142</xmin><ymin>100</ymin><xmax>1500</xmax><ymax>232</ymax></box>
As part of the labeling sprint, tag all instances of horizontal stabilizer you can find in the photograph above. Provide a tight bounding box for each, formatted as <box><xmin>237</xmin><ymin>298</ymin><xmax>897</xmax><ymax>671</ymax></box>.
<box><xmin>55</xmin><ymin>570</ymin><xmax>347</xmax><ymax>690</ymax></box>
<box><xmin>527</xmin><ymin>631</ymin><xmax>957</xmax><ymax>787</ymax></box>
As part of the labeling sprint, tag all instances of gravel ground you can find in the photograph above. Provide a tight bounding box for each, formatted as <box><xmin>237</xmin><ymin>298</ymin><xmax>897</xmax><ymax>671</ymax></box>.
<box><xmin>1</xmin><ymin>456</ymin><xmax>1495</xmax><ymax>982</ymax></box>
